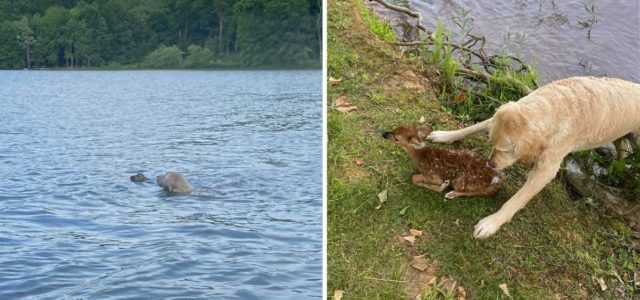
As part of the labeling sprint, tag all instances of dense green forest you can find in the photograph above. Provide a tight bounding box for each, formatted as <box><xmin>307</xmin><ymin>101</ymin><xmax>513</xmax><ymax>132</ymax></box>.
<box><xmin>0</xmin><ymin>0</ymin><xmax>321</xmax><ymax>69</ymax></box>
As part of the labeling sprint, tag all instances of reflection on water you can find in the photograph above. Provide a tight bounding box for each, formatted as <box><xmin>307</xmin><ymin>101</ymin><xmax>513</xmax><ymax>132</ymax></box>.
<box><xmin>0</xmin><ymin>70</ymin><xmax>322</xmax><ymax>299</ymax></box>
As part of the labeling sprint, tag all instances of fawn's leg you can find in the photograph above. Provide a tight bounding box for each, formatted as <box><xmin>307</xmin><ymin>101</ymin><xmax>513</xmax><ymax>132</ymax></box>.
<box><xmin>412</xmin><ymin>173</ymin><xmax>449</xmax><ymax>192</ymax></box>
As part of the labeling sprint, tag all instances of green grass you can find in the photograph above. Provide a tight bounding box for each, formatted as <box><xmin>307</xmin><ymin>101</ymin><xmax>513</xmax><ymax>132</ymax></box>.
<box><xmin>328</xmin><ymin>0</ymin><xmax>639</xmax><ymax>298</ymax></box>
<box><xmin>355</xmin><ymin>1</ymin><xmax>396</xmax><ymax>42</ymax></box>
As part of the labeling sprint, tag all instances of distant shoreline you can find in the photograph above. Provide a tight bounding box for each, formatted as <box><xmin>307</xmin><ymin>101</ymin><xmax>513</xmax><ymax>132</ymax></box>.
<box><xmin>3</xmin><ymin>66</ymin><xmax>322</xmax><ymax>71</ymax></box>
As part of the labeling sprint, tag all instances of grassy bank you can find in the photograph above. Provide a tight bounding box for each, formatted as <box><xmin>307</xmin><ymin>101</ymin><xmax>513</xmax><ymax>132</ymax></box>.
<box><xmin>327</xmin><ymin>0</ymin><xmax>639</xmax><ymax>298</ymax></box>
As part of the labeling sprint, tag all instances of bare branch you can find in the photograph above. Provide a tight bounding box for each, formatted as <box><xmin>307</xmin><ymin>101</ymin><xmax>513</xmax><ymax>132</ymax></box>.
<box><xmin>368</xmin><ymin>0</ymin><xmax>433</xmax><ymax>38</ymax></box>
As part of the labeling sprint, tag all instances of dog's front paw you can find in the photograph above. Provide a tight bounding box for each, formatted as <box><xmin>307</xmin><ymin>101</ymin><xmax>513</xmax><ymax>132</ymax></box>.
<box><xmin>473</xmin><ymin>214</ymin><xmax>505</xmax><ymax>238</ymax></box>
<box><xmin>427</xmin><ymin>131</ymin><xmax>456</xmax><ymax>144</ymax></box>
<box><xmin>444</xmin><ymin>190</ymin><xmax>456</xmax><ymax>200</ymax></box>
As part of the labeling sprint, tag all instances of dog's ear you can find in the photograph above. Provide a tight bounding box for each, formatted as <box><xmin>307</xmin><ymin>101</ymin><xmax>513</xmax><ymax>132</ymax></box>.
<box><xmin>516</xmin><ymin>132</ymin><xmax>547</xmax><ymax>164</ymax></box>
<box><xmin>495</xmin><ymin>102</ymin><xmax>525</xmax><ymax>132</ymax></box>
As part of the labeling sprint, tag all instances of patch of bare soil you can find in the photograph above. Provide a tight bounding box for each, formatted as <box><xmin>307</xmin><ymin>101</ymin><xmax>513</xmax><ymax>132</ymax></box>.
<box><xmin>404</xmin><ymin>255</ymin><xmax>438</xmax><ymax>299</ymax></box>
<box><xmin>396</xmin><ymin>230</ymin><xmax>464</xmax><ymax>299</ymax></box>
<box><xmin>385</xmin><ymin>70</ymin><xmax>429</xmax><ymax>93</ymax></box>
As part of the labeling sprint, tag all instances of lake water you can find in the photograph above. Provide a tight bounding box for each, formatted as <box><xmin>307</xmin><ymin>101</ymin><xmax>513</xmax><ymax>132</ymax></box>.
<box><xmin>0</xmin><ymin>70</ymin><xmax>322</xmax><ymax>299</ymax></box>
<box><xmin>371</xmin><ymin>0</ymin><xmax>640</xmax><ymax>84</ymax></box>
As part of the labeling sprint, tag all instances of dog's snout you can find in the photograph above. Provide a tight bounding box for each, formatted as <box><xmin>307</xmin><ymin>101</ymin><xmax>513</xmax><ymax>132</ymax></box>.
<box><xmin>486</xmin><ymin>160</ymin><xmax>496</xmax><ymax>169</ymax></box>
<box><xmin>382</xmin><ymin>132</ymin><xmax>392</xmax><ymax>139</ymax></box>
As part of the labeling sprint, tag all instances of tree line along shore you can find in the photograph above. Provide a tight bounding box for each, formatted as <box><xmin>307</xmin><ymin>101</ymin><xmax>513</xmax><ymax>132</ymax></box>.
<box><xmin>0</xmin><ymin>0</ymin><xmax>322</xmax><ymax>69</ymax></box>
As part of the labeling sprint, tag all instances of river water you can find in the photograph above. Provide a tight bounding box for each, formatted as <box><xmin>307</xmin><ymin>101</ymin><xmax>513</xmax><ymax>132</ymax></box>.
<box><xmin>371</xmin><ymin>0</ymin><xmax>639</xmax><ymax>84</ymax></box>
<box><xmin>0</xmin><ymin>70</ymin><xmax>322</xmax><ymax>299</ymax></box>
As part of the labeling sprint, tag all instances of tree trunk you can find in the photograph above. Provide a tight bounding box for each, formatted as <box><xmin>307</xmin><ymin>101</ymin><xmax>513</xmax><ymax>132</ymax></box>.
<box><xmin>184</xmin><ymin>12</ymin><xmax>189</xmax><ymax>44</ymax></box>
<box><xmin>218</xmin><ymin>17</ymin><xmax>224</xmax><ymax>55</ymax></box>
<box><xmin>26</xmin><ymin>45</ymin><xmax>30</xmax><ymax>69</ymax></box>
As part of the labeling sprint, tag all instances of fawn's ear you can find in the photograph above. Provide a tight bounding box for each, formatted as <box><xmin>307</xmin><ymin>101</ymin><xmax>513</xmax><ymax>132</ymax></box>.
<box><xmin>416</xmin><ymin>125</ymin><xmax>433</xmax><ymax>139</ymax></box>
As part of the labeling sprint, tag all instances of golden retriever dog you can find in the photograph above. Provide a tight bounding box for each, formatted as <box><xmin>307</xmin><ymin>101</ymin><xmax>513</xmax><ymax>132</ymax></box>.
<box><xmin>383</xmin><ymin>124</ymin><xmax>500</xmax><ymax>199</ymax></box>
<box><xmin>157</xmin><ymin>172</ymin><xmax>193</xmax><ymax>194</ymax></box>
<box><xmin>427</xmin><ymin>76</ymin><xmax>640</xmax><ymax>238</ymax></box>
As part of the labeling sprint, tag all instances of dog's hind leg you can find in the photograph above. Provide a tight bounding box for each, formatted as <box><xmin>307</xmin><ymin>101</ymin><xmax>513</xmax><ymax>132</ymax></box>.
<box><xmin>427</xmin><ymin>117</ymin><xmax>493</xmax><ymax>144</ymax></box>
<box><xmin>613</xmin><ymin>135</ymin><xmax>634</xmax><ymax>159</ymax></box>
<box><xmin>473</xmin><ymin>156</ymin><xmax>563</xmax><ymax>238</ymax></box>
<box><xmin>412</xmin><ymin>173</ymin><xmax>449</xmax><ymax>192</ymax></box>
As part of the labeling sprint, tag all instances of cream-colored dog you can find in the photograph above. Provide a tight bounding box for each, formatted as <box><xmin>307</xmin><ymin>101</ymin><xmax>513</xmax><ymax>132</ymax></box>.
<box><xmin>427</xmin><ymin>76</ymin><xmax>640</xmax><ymax>238</ymax></box>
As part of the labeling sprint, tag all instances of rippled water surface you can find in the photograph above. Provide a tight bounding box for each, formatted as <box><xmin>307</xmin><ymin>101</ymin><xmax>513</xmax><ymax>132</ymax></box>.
<box><xmin>0</xmin><ymin>70</ymin><xmax>322</xmax><ymax>299</ymax></box>
<box><xmin>372</xmin><ymin>0</ymin><xmax>639</xmax><ymax>83</ymax></box>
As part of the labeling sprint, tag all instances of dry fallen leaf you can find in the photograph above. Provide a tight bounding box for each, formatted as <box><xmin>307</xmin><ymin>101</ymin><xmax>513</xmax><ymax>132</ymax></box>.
<box><xmin>409</xmin><ymin>229</ymin><xmax>423</xmax><ymax>237</ymax></box>
<box><xmin>334</xmin><ymin>96</ymin><xmax>357</xmax><ymax>114</ymax></box>
<box><xmin>455</xmin><ymin>92</ymin><xmax>467</xmax><ymax>102</ymax></box>
<box><xmin>403</xmin><ymin>235</ymin><xmax>416</xmax><ymax>244</ymax></box>
<box><xmin>375</xmin><ymin>189</ymin><xmax>388</xmax><ymax>210</ymax></box>
<box><xmin>334</xmin><ymin>95</ymin><xmax>351</xmax><ymax>107</ymax></box>
<box><xmin>410</xmin><ymin>255</ymin><xmax>429</xmax><ymax>271</ymax></box>
<box><xmin>499</xmin><ymin>283</ymin><xmax>511</xmax><ymax>297</ymax></box>
<box><xmin>457</xmin><ymin>286</ymin><xmax>466</xmax><ymax>300</ymax></box>
<box><xmin>333</xmin><ymin>290</ymin><xmax>344</xmax><ymax>300</ymax></box>
<box><xmin>329</xmin><ymin>76</ymin><xmax>342</xmax><ymax>85</ymax></box>
<box><xmin>594</xmin><ymin>276</ymin><xmax>607</xmax><ymax>291</ymax></box>
<box><xmin>354</xmin><ymin>158</ymin><xmax>365</xmax><ymax>166</ymax></box>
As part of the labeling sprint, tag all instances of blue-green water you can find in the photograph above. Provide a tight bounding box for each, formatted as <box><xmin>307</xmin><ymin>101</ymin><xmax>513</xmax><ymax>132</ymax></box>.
<box><xmin>0</xmin><ymin>70</ymin><xmax>322</xmax><ymax>299</ymax></box>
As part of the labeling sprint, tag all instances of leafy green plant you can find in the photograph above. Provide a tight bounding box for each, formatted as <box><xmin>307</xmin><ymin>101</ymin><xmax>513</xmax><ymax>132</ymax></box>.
<box><xmin>357</xmin><ymin>2</ymin><xmax>396</xmax><ymax>42</ymax></box>
<box><xmin>420</xmin><ymin>18</ymin><xmax>538</xmax><ymax>121</ymax></box>
<box><xmin>141</xmin><ymin>45</ymin><xmax>183</xmax><ymax>69</ymax></box>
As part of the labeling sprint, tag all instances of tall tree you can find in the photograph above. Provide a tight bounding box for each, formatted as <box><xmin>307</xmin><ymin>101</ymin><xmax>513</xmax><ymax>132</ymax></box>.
<box><xmin>0</xmin><ymin>21</ymin><xmax>21</xmax><ymax>68</ymax></box>
<box><xmin>234</xmin><ymin>0</ymin><xmax>316</xmax><ymax>66</ymax></box>
<box><xmin>213</xmin><ymin>0</ymin><xmax>234</xmax><ymax>55</ymax></box>
<box><xmin>15</xmin><ymin>16</ymin><xmax>36</xmax><ymax>68</ymax></box>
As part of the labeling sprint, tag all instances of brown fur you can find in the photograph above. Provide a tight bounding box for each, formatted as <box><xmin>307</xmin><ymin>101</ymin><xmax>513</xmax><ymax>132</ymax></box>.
<box><xmin>383</xmin><ymin>125</ymin><xmax>500</xmax><ymax>199</ymax></box>
<box><xmin>130</xmin><ymin>173</ymin><xmax>148</xmax><ymax>182</ymax></box>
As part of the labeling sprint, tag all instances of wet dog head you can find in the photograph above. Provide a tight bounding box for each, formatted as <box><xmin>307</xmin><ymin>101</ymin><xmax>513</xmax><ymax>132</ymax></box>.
<box><xmin>157</xmin><ymin>172</ymin><xmax>193</xmax><ymax>194</ymax></box>
<box><xmin>382</xmin><ymin>125</ymin><xmax>433</xmax><ymax>149</ymax></box>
